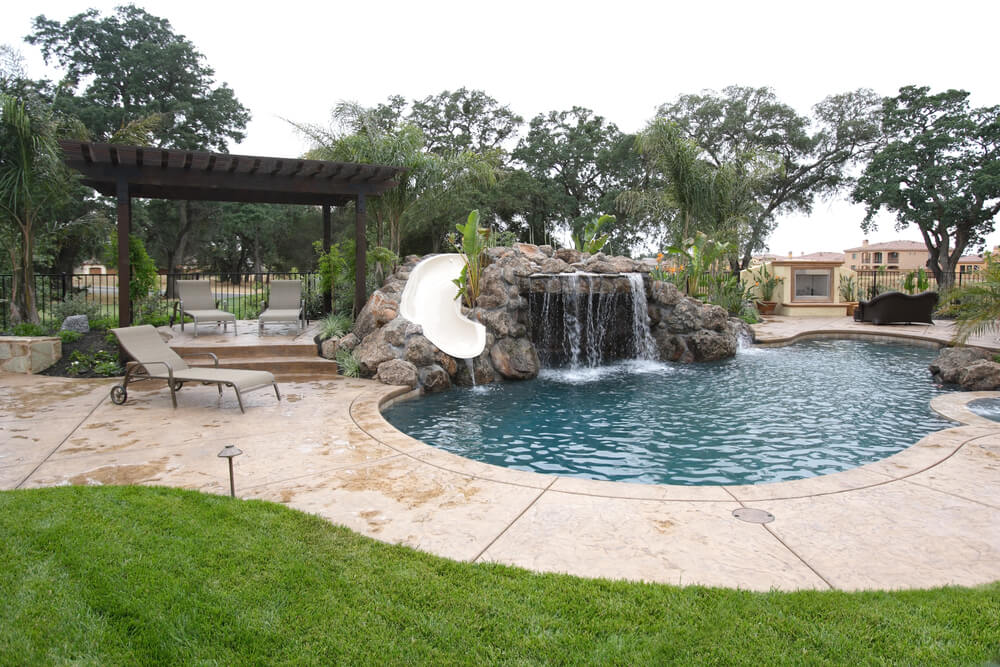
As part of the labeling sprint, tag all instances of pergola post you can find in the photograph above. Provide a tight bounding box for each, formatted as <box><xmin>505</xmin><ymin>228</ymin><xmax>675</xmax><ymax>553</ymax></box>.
<box><xmin>116</xmin><ymin>178</ymin><xmax>132</xmax><ymax>327</ymax></box>
<box><xmin>354</xmin><ymin>194</ymin><xmax>367</xmax><ymax>317</ymax></box>
<box><xmin>322</xmin><ymin>204</ymin><xmax>332</xmax><ymax>314</ymax></box>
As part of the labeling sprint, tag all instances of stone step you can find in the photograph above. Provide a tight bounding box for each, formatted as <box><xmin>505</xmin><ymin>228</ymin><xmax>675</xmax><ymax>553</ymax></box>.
<box><xmin>172</xmin><ymin>342</ymin><xmax>318</xmax><ymax>360</ymax></box>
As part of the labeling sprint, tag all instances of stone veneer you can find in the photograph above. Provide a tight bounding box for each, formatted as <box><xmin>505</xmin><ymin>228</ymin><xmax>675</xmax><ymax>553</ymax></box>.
<box><xmin>0</xmin><ymin>336</ymin><xmax>62</xmax><ymax>374</ymax></box>
<box><xmin>333</xmin><ymin>243</ymin><xmax>749</xmax><ymax>392</ymax></box>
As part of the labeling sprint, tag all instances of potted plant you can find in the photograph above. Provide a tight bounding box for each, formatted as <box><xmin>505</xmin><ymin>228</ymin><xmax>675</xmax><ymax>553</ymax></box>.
<box><xmin>839</xmin><ymin>274</ymin><xmax>858</xmax><ymax>316</ymax></box>
<box><xmin>751</xmin><ymin>264</ymin><xmax>783</xmax><ymax>315</ymax></box>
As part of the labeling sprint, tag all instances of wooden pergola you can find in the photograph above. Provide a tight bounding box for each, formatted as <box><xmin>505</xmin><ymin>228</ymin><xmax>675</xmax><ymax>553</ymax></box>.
<box><xmin>59</xmin><ymin>140</ymin><xmax>404</xmax><ymax>326</ymax></box>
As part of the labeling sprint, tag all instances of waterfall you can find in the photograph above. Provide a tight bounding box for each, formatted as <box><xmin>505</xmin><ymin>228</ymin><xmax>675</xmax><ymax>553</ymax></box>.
<box><xmin>626</xmin><ymin>273</ymin><xmax>658</xmax><ymax>360</ymax></box>
<box><xmin>464</xmin><ymin>358</ymin><xmax>477</xmax><ymax>386</ymax></box>
<box><xmin>528</xmin><ymin>272</ymin><xmax>658</xmax><ymax>368</ymax></box>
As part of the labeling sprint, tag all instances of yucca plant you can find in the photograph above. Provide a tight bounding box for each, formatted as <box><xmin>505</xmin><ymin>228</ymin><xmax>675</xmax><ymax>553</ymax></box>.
<box><xmin>938</xmin><ymin>252</ymin><xmax>1000</xmax><ymax>344</ymax></box>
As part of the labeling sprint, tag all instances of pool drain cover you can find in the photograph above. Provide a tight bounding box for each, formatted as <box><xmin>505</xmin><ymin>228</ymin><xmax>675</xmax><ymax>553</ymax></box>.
<box><xmin>733</xmin><ymin>508</ymin><xmax>774</xmax><ymax>524</ymax></box>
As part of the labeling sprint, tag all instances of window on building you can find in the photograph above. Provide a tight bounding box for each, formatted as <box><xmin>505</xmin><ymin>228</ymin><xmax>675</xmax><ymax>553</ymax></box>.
<box><xmin>873</xmin><ymin>252</ymin><xmax>883</xmax><ymax>264</ymax></box>
<box><xmin>792</xmin><ymin>268</ymin><xmax>832</xmax><ymax>302</ymax></box>
<box><xmin>852</xmin><ymin>253</ymin><xmax>857</xmax><ymax>259</ymax></box>
<box><xmin>850</xmin><ymin>264</ymin><xmax>856</xmax><ymax>270</ymax></box>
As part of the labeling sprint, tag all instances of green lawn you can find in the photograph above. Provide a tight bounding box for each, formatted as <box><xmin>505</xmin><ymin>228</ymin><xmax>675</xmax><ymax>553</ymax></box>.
<box><xmin>1</xmin><ymin>486</ymin><xmax>997</xmax><ymax>665</ymax></box>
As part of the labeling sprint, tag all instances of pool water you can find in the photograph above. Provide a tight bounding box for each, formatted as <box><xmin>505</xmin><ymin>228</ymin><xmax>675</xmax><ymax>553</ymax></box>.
<box><xmin>383</xmin><ymin>340</ymin><xmax>957</xmax><ymax>486</ymax></box>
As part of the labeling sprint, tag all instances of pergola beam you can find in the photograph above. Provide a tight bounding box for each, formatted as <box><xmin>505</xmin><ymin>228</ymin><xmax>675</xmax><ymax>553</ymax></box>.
<box><xmin>59</xmin><ymin>141</ymin><xmax>405</xmax><ymax>327</ymax></box>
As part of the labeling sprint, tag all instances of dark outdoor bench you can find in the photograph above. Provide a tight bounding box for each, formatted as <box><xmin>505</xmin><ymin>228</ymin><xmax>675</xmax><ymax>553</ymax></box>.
<box><xmin>853</xmin><ymin>291</ymin><xmax>938</xmax><ymax>325</ymax></box>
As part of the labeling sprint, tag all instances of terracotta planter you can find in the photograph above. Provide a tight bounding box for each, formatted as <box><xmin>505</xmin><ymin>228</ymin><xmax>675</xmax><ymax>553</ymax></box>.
<box><xmin>756</xmin><ymin>301</ymin><xmax>777</xmax><ymax>316</ymax></box>
<box><xmin>844</xmin><ymin>302</ymin><xmax>858</xmax><ymax>317</ymax></box>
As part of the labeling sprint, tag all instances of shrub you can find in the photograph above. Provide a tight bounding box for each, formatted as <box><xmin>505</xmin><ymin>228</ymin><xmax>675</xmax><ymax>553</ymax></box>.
<box><xmin>11</xmin><ymin>322</ymin><xmax>51</xmax><ymax>337</ymax></box>
<box><xmin>58</xmin><ymin>330</ymin><xmax>83</xmax><ymax>344</ymax></box>
<box><xmin>66</xmin><ymin>349</ymin><xmax>122</xmax><ymax>377</ymax></box>
<box><xmin>319</xmin><ymin>313</ymin><xmax>353</xmax><ymax>341</ymax></box>
<box><xmin>335</xmin><ymin>348</ymin><xmax>361</xmax><ymax>378</ymax></box>
<box><xmin>49</xmin><ymin>293</ymin><xmax>105</xmax><ymax>323</ymax></box>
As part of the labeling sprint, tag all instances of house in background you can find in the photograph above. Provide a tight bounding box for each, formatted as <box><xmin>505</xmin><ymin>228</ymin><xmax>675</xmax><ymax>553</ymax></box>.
<box><xmin>843</xmin><ymin>239</ymin><xmax>992</xmax><ymax>273</ymax></box>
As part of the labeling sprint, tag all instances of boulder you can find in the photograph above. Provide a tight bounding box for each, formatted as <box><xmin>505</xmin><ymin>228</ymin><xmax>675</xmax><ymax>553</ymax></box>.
<box><xmin>404</xmin><ymin>335</ymin><xmax>439</xmax><ymax>367</ymax></box>
<box><xmin>475</xmin><ymin>308</ymin><xmax>525</xmax><ymax>338</ymax></box>
<box><xmin>650</xmin><ymin>280</ymin><xmax>683</xmax><ymax>307</ymax></box>
<box><xmin>320</xmin><ymin>336</ymin><xmax>340</xmax><ymax>360</ymax></box>
<box><xmin>490</xmin><ymin>337</ymin><xmax>540</xmax><ymax>380</ymax></box>
<box><xmin>929</xmin><ymin>347</ymin><xmax>992</xmax><ymax>384</ymax></box>
<box><xmin>663</xmin><ymin>299</ymin><xmax>705</xmax><ymax>333</ymax></box>
<box><xmin>435</xmin><ymin>351</ymin><xmax>458</xmax><ymax>377</ymax></box>
<box><xmin>653</xmin><ymin>329</ymin><xmax>693</xmax><ymax>363</ymax></box>
<box><xmin>554</xmin><ymin>248</ymin><xmax>584</xmax><ymax>265</ymax></box>
<box><xmin>514</xmin><ymin>243</ymin><xmax>548</xmax><ymax>262</ymax></box>
<box><xmin>60</xmin><ymin>315</ymin><xmax>89</xmax><ymax>333</ymax></box>
<box><xmin>354</xmin><ymin>328</ymin><xmax>398</xmax><ymax>375</ymax></box>
<box><xmin>419</xmin><ymin>364</ymin><xmax>452</xmax><ymax>392</ymax></box>
<box><xmin>688</xmin><ymin>329</ymin><xmax>737</xmax><ymax>362</ymax></box>
<box><xmin>354</xmin><ymin>290</ymin><xmax>400</xmax><ymax>341</ymax></box>
<box><xmin>376</xmin><ymin>359</ymin><xmax>419</xmax><ymax>388</ymax></box>
<box><xmin>382</xmin><ymin>316</ymin><xmax>420</xmax><ymax>347</ymax></box>
<box><xmin>337</xmin><ymin>332</ymin><xmax>359</xmax><ymax>352</ymax></box>
<box><xmin>537</xmin><ymin>258</ymin><xmax>572</xmax><ymax>274</ymax></box>
<box><xmin>538</xmin><ymin>245</ymin><xmax>554</xmax><ymax>257</ymax></box>
<box><xmin>957</xmin><ymin>360</ymin><xmax>1000</xmax><ymax>391</ymax></box>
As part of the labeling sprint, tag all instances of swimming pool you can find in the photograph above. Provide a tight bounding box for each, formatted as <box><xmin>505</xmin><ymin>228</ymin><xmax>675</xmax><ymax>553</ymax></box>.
<box><xmin>382</xmin><ymin>339</ymin><xmax>956</xmax><ymax>485</ymax></box>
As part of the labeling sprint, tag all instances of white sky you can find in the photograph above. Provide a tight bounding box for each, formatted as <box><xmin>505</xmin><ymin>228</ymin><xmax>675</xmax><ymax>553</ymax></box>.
<box><xmin>4</xmin><ymin>0</ymin><xmax>1000</xmax><ymax>255</ymax></box>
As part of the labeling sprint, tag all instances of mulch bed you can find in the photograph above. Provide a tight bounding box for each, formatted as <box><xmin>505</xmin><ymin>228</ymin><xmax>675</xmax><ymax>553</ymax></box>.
<box><xmin>39</xmin><ymin>330</ymin><xmax>124</xmax><ymax>378</ymax></box>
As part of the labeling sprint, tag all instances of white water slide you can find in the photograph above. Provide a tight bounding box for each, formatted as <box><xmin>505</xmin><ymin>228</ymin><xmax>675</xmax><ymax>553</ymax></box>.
<box><xmin>399</xmin><ymin>254</ymin><xmax>487</xmax><ymax>360</ymax></box>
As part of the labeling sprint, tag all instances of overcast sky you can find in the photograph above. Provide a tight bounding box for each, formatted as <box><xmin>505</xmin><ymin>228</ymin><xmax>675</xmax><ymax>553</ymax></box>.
<box><xmin>4</xmin><ymin>0</ymin><xmax>1000</xmax><ymax>255</ymax></box>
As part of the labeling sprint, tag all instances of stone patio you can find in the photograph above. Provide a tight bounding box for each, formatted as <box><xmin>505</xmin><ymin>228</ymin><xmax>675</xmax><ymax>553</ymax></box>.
<box><xmin>2</xmin><ymin>317</ymin><xmax>999</xmax><ymax>591</ymax></box>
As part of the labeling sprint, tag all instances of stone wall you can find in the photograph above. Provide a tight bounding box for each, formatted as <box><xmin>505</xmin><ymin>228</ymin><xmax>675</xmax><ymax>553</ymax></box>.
<box><xmin>0</xmin><ymin>336</ymin><xmax>62</xmax><ymax>374</ymax></box>
<box><xmin>333</xmin><ymin>244</ymin><xmax>749</xmax><ymax>391</ymax></box>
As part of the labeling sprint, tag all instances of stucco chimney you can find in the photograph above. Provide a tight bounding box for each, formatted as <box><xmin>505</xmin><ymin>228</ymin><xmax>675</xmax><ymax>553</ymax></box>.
<box><xmin>862</xmin><ymin>239</ymin><xmax>869</xmax><ymax>247</ymax></box>
<box><xmin>787</xmin><ymin>251</ymin><xmax>793</xmax><ymax>258</ymax></box>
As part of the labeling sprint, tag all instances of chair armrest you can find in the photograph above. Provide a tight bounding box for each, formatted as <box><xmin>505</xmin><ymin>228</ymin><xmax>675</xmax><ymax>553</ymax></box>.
<box><xmin>180</xmin><ymin>351</ymin><xmax>220</xmax><ymax>367</ymax></box>
<box><xmin>135</xmin><ymin>360</ymin><xmax>177</xmax><ymax>382</ymax></box>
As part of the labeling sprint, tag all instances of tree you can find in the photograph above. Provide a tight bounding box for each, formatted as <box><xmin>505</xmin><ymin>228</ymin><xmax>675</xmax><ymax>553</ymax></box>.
<box><xmin>0</xmin><ymin>94</ymin><xmax>73</xmax><ymax>324</ymax></box>
<box><xmin>852</xmin><ymin>86</ymin><xmax>1000</xmax><ymax>288</ymax></box>
<box><xmin>27</xmin><ymin>5</ymin><xmax>252</xmax><ymax>287</ymax></box>
<box><xmin>297</xmin><ymin>101</ymin><xmax>496</xmax><ymax>258</ymax></box>
<box><xmin>657</xmin><ymin>86</ymin><xmax>881</xmax><ymax>268</ymax></box>
<box><xmin>27</xmin><ymin>5</ymin><xmax>249</xmax><ymax>150</ymax></box>
<box><xmin>513</xmin><ymin>107</ymin><xmax>645</xmax><ymax>254</ymax></box>
<box><xmin>410</xmin><ymin>88</ymin><xmax>522</xmax><ymax>157</ymax></box>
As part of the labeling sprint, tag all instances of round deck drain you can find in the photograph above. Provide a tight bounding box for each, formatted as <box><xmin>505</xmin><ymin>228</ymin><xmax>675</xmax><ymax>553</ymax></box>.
<box><xmin>733</xmin><ymin>508</ymin><xmax>774</xmax><ymax>524</ymax></box>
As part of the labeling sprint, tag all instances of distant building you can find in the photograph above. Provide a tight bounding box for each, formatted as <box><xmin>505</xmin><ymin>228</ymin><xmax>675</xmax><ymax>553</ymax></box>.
<box><xmin>843</xmin><ymin>239</ymin><xmax>991</xmax><ymax>273</ymax></box>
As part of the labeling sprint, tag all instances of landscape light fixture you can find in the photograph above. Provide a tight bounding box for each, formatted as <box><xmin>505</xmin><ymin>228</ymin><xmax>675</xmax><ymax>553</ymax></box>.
<box><xmin>218</xmin><ymin>444</ymin><xmax>243</xmax><ymax>498</ymax></box>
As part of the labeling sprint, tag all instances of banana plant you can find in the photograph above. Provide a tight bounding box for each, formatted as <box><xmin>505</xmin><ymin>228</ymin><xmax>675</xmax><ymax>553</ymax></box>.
<box><xmin>573</xmin><ymin>214</ymin><xmax>614</xmax><ymax>254</ymax></box>
<box><xmin>666</xmin><ymin>231</ymin><xmax>736</xmax><ymax>297</ymax></box>
<box><xmin>451</xmin><ymin>210</ymin><xmax>490</xmax><ymax>307</ymax></box>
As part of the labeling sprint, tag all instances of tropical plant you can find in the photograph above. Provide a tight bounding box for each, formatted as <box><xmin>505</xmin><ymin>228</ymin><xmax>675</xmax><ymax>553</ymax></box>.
<box><xmin>938</xmin><ymin>252</ymin><xmax>1000</xmax><ymax>344</ymax></box>
<box><xmin>751</xmin><ymin>263</ymin><xmax>784</xmax><ymax>302</ymax></box>
<box><xmin>903</xmin><ymin>271</ymin><xmax>917</xmax><ymax>295</ymax></box>
<box><xmin>838</xmin><ymin>274</ymin><xmax>857</xmax><ymax>302</ymax></box>
<box><xmin>0</xmin><ymin>94</ymin><xmax>67</xmax><ymax>324</ymax></box>
<box><xmin>665</xmin><ymin>232</ymin><xmax>736</xmax><ymax>297</ymax></box>
<box><xmin>572</xmin><ymin>214</ymin><xmax>613</xmax><ymax>254</ymax></box>
<box><xmin>450</xmin><ymin>210</ymin><xmax>490</xmax><ymax>308</ymax></box>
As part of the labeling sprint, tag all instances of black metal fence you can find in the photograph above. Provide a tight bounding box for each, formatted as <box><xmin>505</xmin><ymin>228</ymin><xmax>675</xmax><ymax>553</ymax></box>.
<box><xmin>853</xmin><ymin>269</ymin><xmax>984</xmax><ymax>301</ymax></box>
<box><xmin>0</xmin><ymin>272</ymin><xmax>323</xmax><ymax>330</ymax></box>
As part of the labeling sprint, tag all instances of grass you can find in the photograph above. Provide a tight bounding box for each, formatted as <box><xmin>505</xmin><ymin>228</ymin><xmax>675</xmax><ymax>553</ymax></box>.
<box><xmin>1</xmin><ymin>487</ymin><xmax>998</xmax><ymax>664</ymax></box>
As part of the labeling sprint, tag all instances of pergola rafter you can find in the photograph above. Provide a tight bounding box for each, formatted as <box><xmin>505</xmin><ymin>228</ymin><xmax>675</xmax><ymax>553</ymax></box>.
<box><xmin>59</xmin><ymin>141</ymin><xmax>405</xmax><ymax>325</ymax></box>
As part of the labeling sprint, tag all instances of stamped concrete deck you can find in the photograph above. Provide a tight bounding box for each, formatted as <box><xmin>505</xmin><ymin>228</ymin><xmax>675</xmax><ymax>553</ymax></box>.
<box><xmin>2</xmin><ymin>317</ymin><xmax>1000</xmax><ymax>591</ymax></box>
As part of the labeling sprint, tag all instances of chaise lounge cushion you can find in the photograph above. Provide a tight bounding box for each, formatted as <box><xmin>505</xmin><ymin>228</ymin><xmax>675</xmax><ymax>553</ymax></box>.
<box><xmin>854</xmin><ymin>290</ymin><xmax>938</xmax><ymax>325</ymax></box>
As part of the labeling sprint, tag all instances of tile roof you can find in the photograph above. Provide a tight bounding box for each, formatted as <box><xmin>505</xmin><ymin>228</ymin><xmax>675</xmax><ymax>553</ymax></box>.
<box><xmin>843</xmin><ymin>240</ymin><xmax>927</xmax><ymax>252</ymax></box>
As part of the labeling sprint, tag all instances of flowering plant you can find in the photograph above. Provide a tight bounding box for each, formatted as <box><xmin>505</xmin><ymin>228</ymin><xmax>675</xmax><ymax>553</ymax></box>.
<box><xmin>751</xmin><ymin>263</ymin><xmax>783</xmax><ymax>301</ymax></box>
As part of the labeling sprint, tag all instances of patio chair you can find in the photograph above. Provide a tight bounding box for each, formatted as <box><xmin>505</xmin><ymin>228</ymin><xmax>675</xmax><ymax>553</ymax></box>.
<box><xmin>109</xmin><ymin>325</ymin><xmax>281</xmax><ymax>413</ymax></box>
<box><xmin>258</xmin><ymin>279</ymin><xmax>305</xmax><ymax>335</ymax></box>
<box><xmin>175</xmin><ymin>280</ymin><xmax>236</xmax><ymax>337</ymax></box>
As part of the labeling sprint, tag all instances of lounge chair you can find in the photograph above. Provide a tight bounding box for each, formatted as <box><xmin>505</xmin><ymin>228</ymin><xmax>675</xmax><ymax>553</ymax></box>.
<box><xmin>175</xmin><ymin>280</ymin><xmax>236</xmax><ymax>337</ymax></box>
<box><xmin>109</xmin><ymin>325</ymin><xmax>280</xmax><ymax>413</ymax></box>
<box><xmin>854</xmin><ymin>290</ymin><xmax>938</xmax><ymax>325</ymax></box>
<box><xmin>258</xmin><ymin>279</ymin><xmax>305</xmax><ymax>335</ymax></box>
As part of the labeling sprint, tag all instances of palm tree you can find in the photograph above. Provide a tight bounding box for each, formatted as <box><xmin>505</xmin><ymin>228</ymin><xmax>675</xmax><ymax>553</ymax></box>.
<box><xmin>294</xmin><ymin>101</ymin><xmax>496</xmax><ymax>258</ymax></box>
<box><xmin>938</xmin><ymin>252</ymin><xmax>1000</xmax><ymax>345</ymax></box>
<box><xmin>0</xmin><ymin>94</ymin><xmax>65</xmax><ymax>324</ymax></box>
